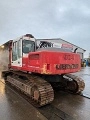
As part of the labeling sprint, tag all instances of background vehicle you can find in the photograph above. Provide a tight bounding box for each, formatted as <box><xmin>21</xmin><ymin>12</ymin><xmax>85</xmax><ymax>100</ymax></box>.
<box><xmin>1</xmin><ymin>34</ymin><xmax>85</xmax><ymax>107</ymax></box>
<box><xmin>81</xmin><ymin>59</ymin><xmax>86</xmax><ymax>67</ymax></box>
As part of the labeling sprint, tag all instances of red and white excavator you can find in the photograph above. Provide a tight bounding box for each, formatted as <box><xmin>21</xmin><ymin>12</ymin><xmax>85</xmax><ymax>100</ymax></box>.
<box><xmin>1</xmin><ymin>34</ymin><xmax>85</xmax><ymax>107</ymax></box>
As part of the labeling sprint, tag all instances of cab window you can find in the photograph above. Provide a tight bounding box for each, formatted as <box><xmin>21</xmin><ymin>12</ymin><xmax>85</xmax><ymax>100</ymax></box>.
<box><xmin>22</xmin><ymin>40</ymin><xmax>35</xmax><ymax>53</ymax></box>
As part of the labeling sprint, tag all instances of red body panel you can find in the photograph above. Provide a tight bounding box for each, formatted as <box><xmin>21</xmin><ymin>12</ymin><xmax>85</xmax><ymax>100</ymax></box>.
<box><xmin>11</xmin><ymin>51</ymin><xmax>81</xmax><ymax>75</ymax></box>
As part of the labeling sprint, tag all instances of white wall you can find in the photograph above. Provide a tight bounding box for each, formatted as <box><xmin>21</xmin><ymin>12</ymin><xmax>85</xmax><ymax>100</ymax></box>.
<box><xmin>57</xmin><ymin>39</ymin><xmax>85</xmax><ymax>59</ymax></box>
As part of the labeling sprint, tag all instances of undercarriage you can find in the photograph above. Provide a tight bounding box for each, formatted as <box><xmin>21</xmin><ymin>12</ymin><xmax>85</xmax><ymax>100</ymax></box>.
<box><xmin>2</xmin><ymin>70</ymin><xmax>85</xmax><ymax>107</ymax></box>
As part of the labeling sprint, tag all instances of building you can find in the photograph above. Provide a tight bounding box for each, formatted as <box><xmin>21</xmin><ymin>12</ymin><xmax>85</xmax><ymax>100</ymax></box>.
<box><xmin>37</xmin><ymin>38</ymin><xmax>86</xmax><ymax>59</ymax></box>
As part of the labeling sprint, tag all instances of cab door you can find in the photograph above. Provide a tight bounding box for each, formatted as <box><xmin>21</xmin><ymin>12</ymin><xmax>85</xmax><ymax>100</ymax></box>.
<box><xmin>11</xmin><ymin>39</ymin><xmax>22</xmax><ymax>67</ymax></box>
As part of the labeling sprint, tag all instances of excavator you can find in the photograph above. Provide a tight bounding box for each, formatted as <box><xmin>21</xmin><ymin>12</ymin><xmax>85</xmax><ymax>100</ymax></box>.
<box><xmin>1</xmin><ymin>34</ymin><xmax>85</xmax><ymax>107</ymax></box>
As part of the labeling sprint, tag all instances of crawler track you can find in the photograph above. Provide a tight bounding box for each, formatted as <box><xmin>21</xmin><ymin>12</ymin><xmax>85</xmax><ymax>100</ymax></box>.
<box><xmin>63</xmin><ymin>73</ymin><xmax>85</xmax><ymax>93</ymax></box>
<box><xmin>5</xmin><ymin>71</ymin><xmax>54</xmax><ymax>107</ymax></box>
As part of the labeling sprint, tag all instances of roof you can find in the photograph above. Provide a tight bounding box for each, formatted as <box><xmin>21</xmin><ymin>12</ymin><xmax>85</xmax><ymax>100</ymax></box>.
<box><xmin>0</xmin><ymin>40</ymin><xmax>10</xmax><ymax>46</ymax></box>
<box><xmin>36</xmin><ymin>38</ymin><xmax>86</xmax><ymax>52</ymax></box>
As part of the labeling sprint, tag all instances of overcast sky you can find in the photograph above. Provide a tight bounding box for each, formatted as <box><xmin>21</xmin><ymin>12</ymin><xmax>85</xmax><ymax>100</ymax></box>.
<box><xmin>0</xmin><ymin>0</ymin><xmax>90</xmax><ymax>57</ymax></box>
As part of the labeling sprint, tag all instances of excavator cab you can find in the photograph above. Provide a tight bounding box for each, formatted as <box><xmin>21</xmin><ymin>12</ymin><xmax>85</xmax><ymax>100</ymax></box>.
<box><xmin>11</xmin><ymin>34</ymin><xmax>35</xmax><ymax>68</ymax></box>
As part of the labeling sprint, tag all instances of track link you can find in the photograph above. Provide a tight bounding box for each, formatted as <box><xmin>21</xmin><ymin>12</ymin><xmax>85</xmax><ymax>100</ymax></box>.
<box><xmin>63</xmin><ymin>73</ymin><xmax>85</xmax><ymax>93</ymax></box>
<box><xmin>6</xmin><ymin>71</ymin><xmax>54</xmax><ymax>107</ymax></box>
